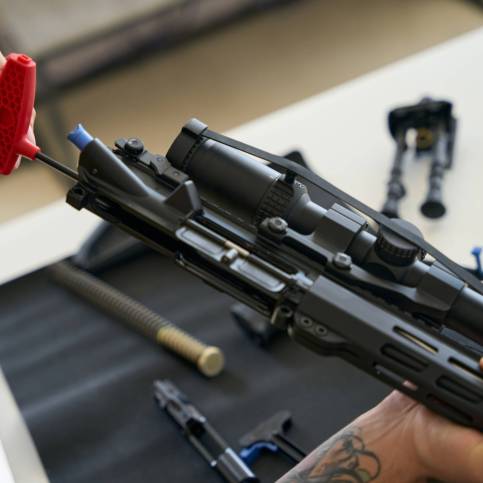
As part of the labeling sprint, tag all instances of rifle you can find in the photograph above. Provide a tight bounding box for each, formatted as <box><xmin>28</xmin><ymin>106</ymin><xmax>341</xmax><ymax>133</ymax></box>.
<box><xmin>63</xmin><ymin>120</ymin><xmax>483</xmax><ymax>430</ymax></box>
<box><xmin>2</xmin><ymin>54</ymin><xmax>483</xmax><ymax>431</ymax></box>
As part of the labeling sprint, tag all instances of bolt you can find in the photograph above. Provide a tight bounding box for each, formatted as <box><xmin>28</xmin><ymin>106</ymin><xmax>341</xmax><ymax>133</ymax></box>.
<box><xmin>333</xmin><ymin>252</ymin><xmax>352</xmax><ymax>270</ymax></box>
<box><xmin>125</xmin><ymin>138</ymin><xmax>144</xmax><ymax>155</ymax></box>
<box><xmin>300</xmin><ymin>316</ymin><xmax>313</xmax><ymax>328</ymax></box>
<box><xmin>221</xmin><ymin>248</ymin><xmax>238</xmax><ymax>264</ymax></box>
<box><xmin>278</xmin><ymin>305</ymin><xmax>293</xmax><ymax>318</ymax></box>
<box><xmin>315</xmin><ymin>325</ymin><xmax>328</xmax><ymax>337</ymax></box>
<box><xmin>267</xmin><ymin>217</ymin><xmax>288</xmax><ymax>234</ymax></box>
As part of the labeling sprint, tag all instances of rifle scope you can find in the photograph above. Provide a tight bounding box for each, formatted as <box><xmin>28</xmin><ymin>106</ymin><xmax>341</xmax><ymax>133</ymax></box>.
<box><xmin>167</xmin><ymin>126</ymin><xmax>325</xmax><ymax>235</ymax></box>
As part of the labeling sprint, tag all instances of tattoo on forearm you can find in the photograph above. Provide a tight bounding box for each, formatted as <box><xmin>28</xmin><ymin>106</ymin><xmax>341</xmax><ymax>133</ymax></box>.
<box><xmin>278</xmin><ymin>427</ymin><xmax>381</xmax><ymax>482</ymax></box>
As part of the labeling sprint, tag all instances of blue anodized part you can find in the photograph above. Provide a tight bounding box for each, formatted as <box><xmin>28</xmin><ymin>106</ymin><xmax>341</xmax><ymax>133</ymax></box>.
<box><xmin>67</xmin><ymin>124</ymin><xmax>94</xmax><ymax>151</ymax></box>
<box><xmin>239</xmin><ymin>442</ymin><xmax>279</xmax><ymax>465</ymax></box>
<box><xmin>471</xmin><ymin>246</ymin><xmax>483</xmax><ymax>278</ymax></box>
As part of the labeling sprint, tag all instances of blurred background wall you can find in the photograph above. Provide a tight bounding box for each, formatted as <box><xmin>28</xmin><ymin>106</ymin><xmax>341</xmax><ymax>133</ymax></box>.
<box><xmin>1</xmin><ymin>0</ymin><xmax>483</xmax><ymax>223</ymax></box>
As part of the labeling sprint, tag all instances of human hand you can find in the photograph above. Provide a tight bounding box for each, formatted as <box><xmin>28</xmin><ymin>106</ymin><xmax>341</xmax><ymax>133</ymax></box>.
<box><xmin>353</xmin><ymin>389</ymin><xmax>483</xmax><ymax>482</ymax></box>
<box><xmin>0</xmin><ymin>51</ymin><xmax>36</xmax><ymax>168</ymax></box>
<box><xmin>278</xmin><ymin>359</ymin><xmax>483</xmax><ymax>483</ymax></box>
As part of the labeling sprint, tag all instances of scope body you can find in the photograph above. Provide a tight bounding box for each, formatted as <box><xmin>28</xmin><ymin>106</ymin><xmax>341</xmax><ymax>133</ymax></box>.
<box><xmin>167</xmin><ymin>134</ymin><xmax>325</xmax><ymax>234</ymax></box>
<box><xmin>66</xmin><ymin>119</ymin><xmax>483</xmax><ymax>431</ymax></box>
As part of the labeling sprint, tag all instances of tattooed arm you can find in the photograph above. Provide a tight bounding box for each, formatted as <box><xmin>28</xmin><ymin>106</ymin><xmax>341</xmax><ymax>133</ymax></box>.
<box><xmin>281</xmin><ymin>426</ymin><xmax>381</xmax><ymax>483</ymax></box>
<box><xmin>277</xmin><ymin>390</ymin><xmax>483</xmax><ymax>483</ymax></box>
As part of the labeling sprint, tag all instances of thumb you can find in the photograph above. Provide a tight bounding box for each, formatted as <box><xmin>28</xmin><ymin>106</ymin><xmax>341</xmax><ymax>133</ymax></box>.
<box><xmin>0</xmin><ymin>50</ymin><xmax>5</xmax><ymax>68</ymax></box>
<box><xmin>415</xmin><ymin>406</ymin><xmax>483</xmax><ymax>483</ymax></box>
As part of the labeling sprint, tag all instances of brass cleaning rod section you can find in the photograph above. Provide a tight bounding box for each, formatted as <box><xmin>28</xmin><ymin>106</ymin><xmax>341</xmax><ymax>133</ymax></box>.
<box><xmin>49</xmin><ymin>261</ymin><xmax>224</xmax><ymax>377</ymax></box>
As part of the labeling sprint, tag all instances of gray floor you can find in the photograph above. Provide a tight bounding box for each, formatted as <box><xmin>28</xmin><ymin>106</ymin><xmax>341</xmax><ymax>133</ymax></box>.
<box><xmin>1</xmin><ymin>0</ymin><xmax>483</xmax><ymax>223</ymax></box>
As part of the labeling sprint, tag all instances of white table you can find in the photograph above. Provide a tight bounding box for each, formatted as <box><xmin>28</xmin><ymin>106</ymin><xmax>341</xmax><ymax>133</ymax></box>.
<box><xmin>2</xmin><ymin>26</ymin><xmax>483</xmax><ymax>481</ymax></box>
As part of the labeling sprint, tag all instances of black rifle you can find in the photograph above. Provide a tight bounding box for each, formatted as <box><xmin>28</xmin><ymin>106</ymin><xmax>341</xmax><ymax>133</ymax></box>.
<box><xmin>54</xmin><ymin>120</ymin><xmax>483</xmax><ymax>431</ymax></box>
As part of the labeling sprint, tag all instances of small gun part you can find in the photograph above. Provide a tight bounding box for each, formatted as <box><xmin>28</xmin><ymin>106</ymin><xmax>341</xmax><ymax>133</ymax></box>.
<box><xmin>239</xmin><ymin>411</ymin><xmax>306</xmax><ymax>465</ymax></box>
<box><xmin>231</xmin><ymin>303</ymin><xmax>281</xmax><ymax>346</ymax></box>
<box><xmin>239</xmin><ymin>442</ymin><xmax>279</xmax><ymax>465</ymax></box>
<box><xmin>382</xmin><ymin>97</ymin><xmax>457</xmax><ymax>219</ymax></box>
<box><xmin>471</xmin><ymin>247</ymin><xmax>483</xmax><ymax>280</ymax></box>
<box><xmin>282</xmin><ymin>150</ymin><xmax>310</xmax><ymax>170</ymax></box>
<box><xmin>73</xmin><ymin>222</ymin><xmax>149</xmax><ymax>272</ymax></box>
<box><xmin>154</xmin><ymin>380</ymin><xmax>259</xmax><ymax>483</ymax></box>
<box><xmin>49</xmin><ymin>261</ymin><xmax>224</xmax><ymax>377</ymax></box>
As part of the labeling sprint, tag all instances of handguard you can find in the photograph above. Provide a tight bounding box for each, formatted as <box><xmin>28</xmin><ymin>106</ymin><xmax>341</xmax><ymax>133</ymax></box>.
<box><xmin>0</xmin><ymin>53</ymin><xmax>39</xmax><ymax>174</ymax></box>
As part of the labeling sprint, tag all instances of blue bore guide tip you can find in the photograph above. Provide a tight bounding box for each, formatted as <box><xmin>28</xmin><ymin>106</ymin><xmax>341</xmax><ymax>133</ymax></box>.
<box><xmin>67</xmin><ymin>124</ymin><xmax>94</xmax><ymax>150</ymax></box>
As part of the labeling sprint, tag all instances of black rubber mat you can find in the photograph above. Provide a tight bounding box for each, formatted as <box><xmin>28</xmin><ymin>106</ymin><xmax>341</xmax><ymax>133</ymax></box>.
<box><xmin>0</xmin><ymin>251</ymin><xmax>388</xmax><ymax>482</ymax></box>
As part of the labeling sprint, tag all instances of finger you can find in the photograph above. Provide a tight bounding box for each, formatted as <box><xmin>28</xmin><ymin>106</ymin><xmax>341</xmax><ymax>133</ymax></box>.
<box><xmin>27</xmin><ymin>125</ymin><xmax>36</xmax><ymax>145</ymax></box>
<box><xmin>376</xmin><ymin>390</ymin><xmax>419</xmax><ymax>414</ymax></box>
<box><xmin>480</xmin><ymin>357</ymin><xmax>483</xmax><ymax>371</ymax></box>
<box><xmin>0</xmin><ymin>51</ymin><xmax>5</xmax><ymax>68</ymax></box>
<box><xmin>419</xmin><ymin>409</ymin><xmax>483</xmax><ymax>483</ymax></box>
<box><xmin>30</xmin><ymin>108</ymin><xmax>36</xmax><ymax>128</ymax></box>
<box><xmin>13</xmin><ymin>127</ymin><xmax>36</xmax><ymax>170</ymax></box>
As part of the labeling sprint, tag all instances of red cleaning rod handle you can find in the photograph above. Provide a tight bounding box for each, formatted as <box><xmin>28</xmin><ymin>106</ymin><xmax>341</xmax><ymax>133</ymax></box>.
<box><xmin>0</xmin><ymin>53</ymin><xmax>40</xmax><ymax>175</ymax></box>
